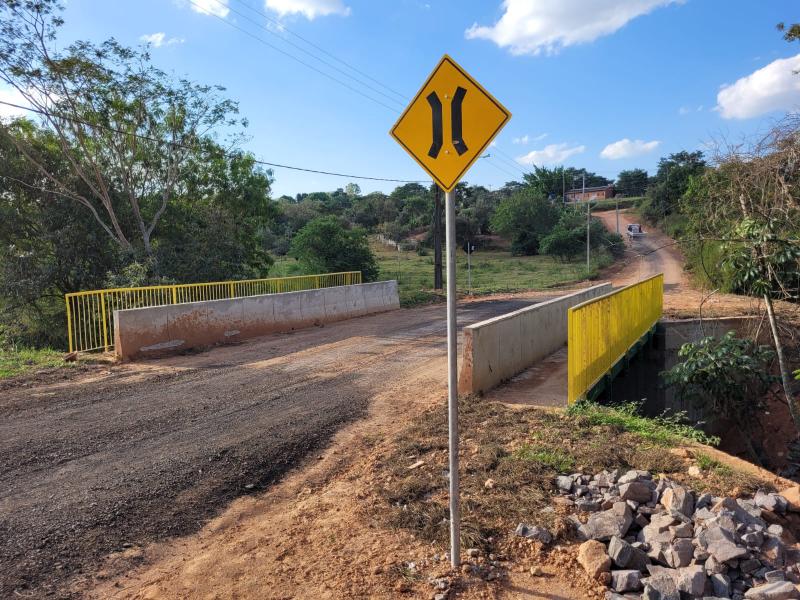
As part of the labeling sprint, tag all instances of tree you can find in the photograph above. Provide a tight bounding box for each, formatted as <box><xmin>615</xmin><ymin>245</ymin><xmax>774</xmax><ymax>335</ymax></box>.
<box><xmin>0</xmin><ymin>0</ymin><xmax>245</xmax><ymax>263</ymax></box>
<box><xmin>777</xmin><ymin>22</ymin><xmax>800</xmax><ymax>43</ymax></box>
<box><xmin>0</xmin><ymin>120</ymin><xmax>278</xmax><ymax>347</ymax></box>
<box><xmin>684</xmin><ymin>118</ymin><xmax>800</xmax><ymax>432</ymax></box>
<box><xmin>523</xmin><ymin>166</ymin><xmax>611</xmax><ymax>200</ymax></box>
<box><xmin>641</xmin><ymin>151</ymin><xmax>705</xmax><ymax>222</ymax></box>
<box><xmin>289</xmin><ymin>217</ymin><xmax>379</xmax><ymax>282</ymax></box>
<box><xmin>615</xmin><ymin>169</ymin><xmax>648</xmax><ymax>197</ymax></box>
<box><xmin>155</xmin><ymin>149</ymin><xmax>277</xmax><ymax>282</ymax></box>
<box><xmin>344</xmin><ymin>182</ymin><xmax>361</xmax><ymax>198</ymax></box>
<box><xmin>490</xmin><ymin>189</ymin><xmax>559</xmax><ymax>255</ymax></box>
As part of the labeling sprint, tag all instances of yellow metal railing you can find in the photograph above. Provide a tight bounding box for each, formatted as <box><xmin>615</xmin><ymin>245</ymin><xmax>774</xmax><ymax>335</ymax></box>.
<box><xmin>65</xmin><ymin>271</ymin><xmax>362</xmax><ymax>353</ymax></box>
<box><xmin>567</xmin><ymin>274</ymin><xmax>663</xmax><ymax>403</ymax></box>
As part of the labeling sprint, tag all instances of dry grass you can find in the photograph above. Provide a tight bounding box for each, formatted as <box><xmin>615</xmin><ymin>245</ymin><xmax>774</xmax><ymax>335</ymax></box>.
<box><xmin>376</xmin><ymin>396</ymin><xmax>773</xmax><ymax>554</ymax></box>
<box><xmin>377</xmin><ymin>397</ymin><xmax>688</xmax><ymax>550</ymax></box>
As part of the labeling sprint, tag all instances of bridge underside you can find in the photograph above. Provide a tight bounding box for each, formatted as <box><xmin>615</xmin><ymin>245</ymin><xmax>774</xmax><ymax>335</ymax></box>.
<box><xmin>485</xmin><ymin>326</ymin><xmax>656</xmax><ymax>408</ymax></box>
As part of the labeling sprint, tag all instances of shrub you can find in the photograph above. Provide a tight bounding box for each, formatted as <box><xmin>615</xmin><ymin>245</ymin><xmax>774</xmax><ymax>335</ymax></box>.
<box><xmin>662</xmin><ymin>332</ymin><xmax>776</xmax><ymax>433</ymax></box>
<box><xmin>540</xmin><ymin>226</ymin><xmax>584</xmax><ymax>262</ymax></box>
<box><xmin>289</xmin><ymin>216</ymin><xmax>379</xmax><ymax>281</ymax></box>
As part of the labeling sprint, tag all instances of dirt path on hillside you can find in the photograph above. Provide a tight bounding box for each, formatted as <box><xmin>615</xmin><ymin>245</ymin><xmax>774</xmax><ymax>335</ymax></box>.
<box><xmin>595</xmin><ymin>208</ymin><xmax>782</xmax><ymax>321</ymax></box>
<box><xmin>1</xmin><ymin>297</ymin><xmax>556</xmax><ymax>599</ymax></box>
<box><xmin>594</xmin><ymin>208</ymin><xmax>685</xmax><ymax>290</ymax></box>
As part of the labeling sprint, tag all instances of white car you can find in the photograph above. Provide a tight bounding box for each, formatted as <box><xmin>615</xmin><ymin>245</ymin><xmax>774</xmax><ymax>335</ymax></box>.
<box><xmin>626</xmin><ymin>224</ymin><xmax>645</xmax><ymax>239</ymax></box>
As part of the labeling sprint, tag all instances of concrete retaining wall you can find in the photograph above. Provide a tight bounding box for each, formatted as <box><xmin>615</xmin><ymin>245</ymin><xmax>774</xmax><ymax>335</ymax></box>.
<box><xmin>458</xmin><ymin>283</ymin><xmax>613</xmax><ymax>395</ymax></box>
<box><xmin>114</xmin><ymin>281</ymin><xmax>399</xmax><ymax>361</ymax></box>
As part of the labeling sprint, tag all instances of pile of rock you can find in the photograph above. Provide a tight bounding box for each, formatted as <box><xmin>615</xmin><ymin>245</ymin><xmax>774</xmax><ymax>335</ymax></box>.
<box><xmin>553</xmin><ymin>470</ymin><xmax>800</xmax><ymax>599</ymax></box>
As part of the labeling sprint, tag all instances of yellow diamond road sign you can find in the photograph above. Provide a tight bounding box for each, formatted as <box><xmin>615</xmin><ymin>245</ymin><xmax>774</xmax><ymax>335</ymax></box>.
<box><xmin>390</xmin><ymin>55</ymin><xmax>511</xmax><ymax>192</ymax></box>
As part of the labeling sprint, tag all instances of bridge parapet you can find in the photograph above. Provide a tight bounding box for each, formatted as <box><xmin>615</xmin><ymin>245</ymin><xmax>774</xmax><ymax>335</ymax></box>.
<box><xmin>567</xmin><ymin>273</ymin><xmax>664</xmax><ymax>403</ymax></box>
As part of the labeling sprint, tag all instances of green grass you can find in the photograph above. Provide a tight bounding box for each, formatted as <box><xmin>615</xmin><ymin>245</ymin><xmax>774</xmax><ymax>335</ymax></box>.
<box><xmin>512</xmin><ymin>444</ymin><xmax>575</xmax><ymax>472</ymax></box>
<box><xmin>695</xmin><ymin>452</ymin><xmax>732</xmax><ymax>475</ymax></box>
<box><xmin>269</xmin><ymin>239</ymin><xmax>616</xmax><ymax>307</ymax></box>
<box><xmin>566</xmin><ymin>400</ymin><xmax>720</xmax><ymax>446</ymax></box>
<box><xmin>0</xmin><ymin>347</ymin><xmax>67</xmax><ymax>379</ymax></box>
<box><xmin>589</xmin><ymin>197</ymin><xmax>641</xmax><ymax>212</ymax></box>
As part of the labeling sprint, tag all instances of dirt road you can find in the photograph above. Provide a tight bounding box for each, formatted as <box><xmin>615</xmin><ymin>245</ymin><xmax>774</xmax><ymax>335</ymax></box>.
<box><xmin>0</xmin><ymin>297</ymin><xmax>543</xmax><ymax>598</ymax></box>
<box><xmin>594</xmin><ymin>208</ymin><xmax>686</xmax><ymax>290</ymax></box>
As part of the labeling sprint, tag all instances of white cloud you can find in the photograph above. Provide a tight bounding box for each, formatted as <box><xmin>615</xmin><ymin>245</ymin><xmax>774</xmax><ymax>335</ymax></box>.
<box><xmin>190</xmin><ymin>0</ymin><xmax>230</xmax><ymax>18</ymax></box>
<box><xmin>600</xmin><ymin>138</ymin><xmax>660</xmax><ymax>159</ymax></box>
<box><xmin>139</xmin><ymin>32</ymin><xmax>185</xmax><ymax>47</ymax></box>
<box><xmin>265</xmin><ymin>0</ymin><xmax>350</xmax><ymax>19</ymax></box>
<box><xmin>465</xmin><ymin>0</ymin><xmax>679</xmax><ymax>56</ymax></box>
<box><xmin>0</xmin><ymin>86</ymin><xmax>30</xmax><ymax>120</ymax></box>
<box><xmin>517</xmin><ymin>142</ymin><xmax>586</xmax><ymax>166</ymax></box>
<box><xmin>141</xmin><ymin>32</ymin><xmax>165</xmax><ymax>46</ymax></box>
<box><xmin>716</xmin><ymin>54</ymin><xmax>800</xmax><ymax>120</ymax></box>
<box><xmin>513</xmin><ymin>132</ymin><xmax>548</xmax><ymax>145</ymax></box>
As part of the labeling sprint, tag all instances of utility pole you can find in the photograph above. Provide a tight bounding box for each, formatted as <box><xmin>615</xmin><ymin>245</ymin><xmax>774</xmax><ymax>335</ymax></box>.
<box><xmin>561</xmin><ymin>169</ymin><xmax>565</xmax><ymax>206</ymax></box>
<box><xmin>467</xmin><ymin>242</ymin><xmax>472</xmax><ymax>294</ymax></box>
<box><xmin>433</xmin><ymin>185</ymin><xmax>443</xmax><ymax>290</ymax></box>
<box><xmin>616</xmin><ymin>195</ymin><xmax>620</xmax><ymax>234</ymax></box>
<box><xmin>583</xmin><ymin>173</ymin><xmax>590</xmax><ymax>273</ymax></box>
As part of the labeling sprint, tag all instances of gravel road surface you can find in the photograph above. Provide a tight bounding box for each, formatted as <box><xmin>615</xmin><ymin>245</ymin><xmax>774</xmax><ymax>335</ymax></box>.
<box><xmin>0</xmin><ymin>297</ymin><xmax>539</xmax><ymax>598</ymax></box>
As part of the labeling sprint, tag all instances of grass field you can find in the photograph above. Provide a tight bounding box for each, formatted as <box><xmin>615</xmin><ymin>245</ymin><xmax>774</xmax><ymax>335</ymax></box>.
<box><xmin>0</xmin><ymin>347</ymin><xmax>67</xmax><ymax>379</ymax></box>
<box><xmin>272</xmin><ymin>240</ymin><xmax>613</xmax><ymax>306</ymax></box>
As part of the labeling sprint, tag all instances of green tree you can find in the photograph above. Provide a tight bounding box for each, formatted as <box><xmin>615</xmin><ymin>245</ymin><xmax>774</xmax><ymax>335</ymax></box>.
<box><xmin>777</xmin><ymin>22</ymin><xmax>800</xmax><ymax>43</ymax></box>
<box><xmin>523</xmin><ymin>166</ymin><xmax>611</xmax><ymax>200</ymax></box>
<box><xmin>682</xmin><ymin>119</ymin><xmax>800</xmax><ymax>431</ymax></box>
<box><xmin>641</xmin><ymin>151</ymin><xmax>705</xmax><ymax>222</ymax></box>
<box><xmin>0</xmin><ymin>0</ymin><xmax>244</xmax><ymax>262</ymax></box>
<box><xmin>490</xmin><ymin>189</ymin><xmax>559</xmax><ymax>255</ymax></box>
<box><xmin>615</xmin><ymin>169</ymin><xmax>648</xmax><ymax>197</ymax></box>
<box><xmin>289</xmin><ymin>217</ymin><xmax>379</xmax><ymax>281</ymax></box>
<box><xmin>0</xmin><ymin>121</ymin><xmax>120</xmax><ymax>347</ymax></box>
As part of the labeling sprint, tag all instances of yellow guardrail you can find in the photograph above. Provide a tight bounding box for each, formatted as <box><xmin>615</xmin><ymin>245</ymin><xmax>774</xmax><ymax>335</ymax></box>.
<box><xmin>567</xmin><ymin>274</ymin><xmax>663</xmax><ymax>403</ymax></box>
<box><xmin>65</xmin><ymin>271</ymin><xmax>362</xmax><ymax>353</ymax></box>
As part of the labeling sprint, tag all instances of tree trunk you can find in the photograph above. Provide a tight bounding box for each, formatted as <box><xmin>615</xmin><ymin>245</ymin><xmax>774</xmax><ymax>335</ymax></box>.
<box><xmin>763</xmin><ymin>293</ymin><xmax>800</xmax><ymax>431</ymax></box>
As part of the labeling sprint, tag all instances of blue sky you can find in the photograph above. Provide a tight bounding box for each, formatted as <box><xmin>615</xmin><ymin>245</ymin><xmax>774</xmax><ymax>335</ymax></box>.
<box><xmin>4</xmin><ymin>0</ymin><xmax>799</xmax><ymax>196</ymax></box>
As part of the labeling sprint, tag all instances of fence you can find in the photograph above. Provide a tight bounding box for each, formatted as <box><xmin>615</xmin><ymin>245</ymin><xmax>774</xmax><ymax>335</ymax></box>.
<box><xmin>567</xmin><ymin>273</ymin><xmax>663</xmax><ymax>403</ymax></box>
<box><xmin>65</xmin><ymin>271</ymin><xmax>362</xmax><ymax>353</ymax></box>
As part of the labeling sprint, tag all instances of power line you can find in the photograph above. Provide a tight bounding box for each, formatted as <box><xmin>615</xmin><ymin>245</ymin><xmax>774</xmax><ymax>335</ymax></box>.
<box><xmin>203</xmin><ymin>0</ymin><xmax>405</xmax><ymax>109</ymax></box>
<box><xmin>186</xmin><ymin>0</ymin><xmax>401</xmax><ymax>113</ymax></box>
<box><xmin>481</xmin><ymin>155</ymin><xmax>518</xmax><ymax>179</ymax></box>
<box><xmin>489</xmin><ymin>148</ymin><xmax>528</xmax><ymax>176</ymax></box>
<box><xmin>223</xmin><ymin>0</ymin><xmax>407</xmax><ymax>103</ymax></box>
<box><xmin>0</xmin><ymin>99</ymin><xmax>425</xmax><ymax>183</ymax></box>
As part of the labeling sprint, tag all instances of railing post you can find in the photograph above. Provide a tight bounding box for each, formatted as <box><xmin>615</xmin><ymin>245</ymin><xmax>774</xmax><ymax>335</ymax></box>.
<box><xmin>229</xmin><ymin>282</ymin><xmax>235</xmax><ymax>298</ymax></box>
<box><xmin>171</xmin><ymin>286</ymin><xmax>177</xmax><ymax>304</ymax></box>
<box><xmin>100</xmin><ymin>292</ymin><xmax>109</xmax><ymax>352</ymax></box>
<box><xmin>65</xmin><ymin>296</ymin><xmax>74</xmax><ymax>354</ymax></box>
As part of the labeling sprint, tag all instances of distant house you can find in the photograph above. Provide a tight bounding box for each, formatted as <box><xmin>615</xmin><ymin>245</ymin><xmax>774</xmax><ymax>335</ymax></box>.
<box><xmin>565</xmin><ymin>184</ymin><xmax>615</xmax><ymax>202</ymax></box>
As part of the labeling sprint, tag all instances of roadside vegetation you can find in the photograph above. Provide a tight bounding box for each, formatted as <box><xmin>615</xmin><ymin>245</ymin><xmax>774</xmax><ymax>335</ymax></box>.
<box><xmin>0</xmin><ymin>347</ymin><xmax>65</xmax><ymax>379</ymax></box>
<box><xmin>377</xmin><ymin>396</ymin><xmax>762</xmax><ymax>554</ymax></box>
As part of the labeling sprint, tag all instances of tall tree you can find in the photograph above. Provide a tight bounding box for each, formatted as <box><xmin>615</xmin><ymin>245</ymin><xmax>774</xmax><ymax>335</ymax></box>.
<box><xmin>642</xmin><ymin>151</ymin><xmax>705</xmax><ymax>221</ymax></box>
<box><xmin>685</xmin><ymin>119</ymin><xmax>800</xmax><ymax>431</ymax></box>
<box><xmin>490</xmin><ymin>188</ymin><xmax>560</xmax><ymax>255</ymax></box>
<box><xmin>0</xmin><ymin>0</ymin><xmax>245</xmax><ymax>260</ymax></box>
<box><xmin>615</xmin><ymin>168</ymin><xmax>649</xmax><ymax>197</ymax></box>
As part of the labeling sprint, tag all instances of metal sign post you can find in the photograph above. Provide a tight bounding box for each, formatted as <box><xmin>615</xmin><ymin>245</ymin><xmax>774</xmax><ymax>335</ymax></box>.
<box><xmin>445</xmin><ymin>189</ymin><xmax>460</xmax><ymax>565</ymax></box>
<box><xmin>389</xmin><ymin>54</ymin><xmax>510</xmax><ymax>569</ymax></box>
